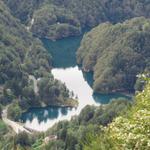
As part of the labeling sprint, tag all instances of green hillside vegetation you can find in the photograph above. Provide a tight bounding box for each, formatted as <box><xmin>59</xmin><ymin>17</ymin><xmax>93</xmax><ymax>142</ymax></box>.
<box><xmin>3</xmin><ymin>0</ymin><xmax>42</xmax><ymax>24</ymax></box>
<box><xmin>0</xmin><ymin>1</ymin><xmax>75</xmax><ymax>119</ymax></box>
<box><xmin>0</xmin><ymin>98</ymin><xmax>131</xmax><ymax>149</ymax></box>
<box><xmin>31</xmin><ymin>4</ymin><xmax>81</xmax><ymax>40</ymax></box>
<box><xmin>0</xmin><ymin>120</ymin><xmax>14</xmax><ymax>149</ymax></box>
<box><xmin>77</xmin><ymin>17</ymin><xmax>150</xmax><ymax>93</ymax></box>
<box><xmin>4</xmin><ymin>0</ymin><xmax>150</xmax><ymax>39</ymax></box>
<box><xmin>0</xmin><ymin>78</ymin><xmax>149</xmax><ymax>150</ymax></box>
<box><xmin>0</xmin><ymin>120</ymin><xmax>7</xmax><ymax>135</ymax></box>
<box><xmin>31</xmin><ymin>98</ymin><xmax>131</xmax><ymax>150</ymax></box>
<box><xmin>0</xmin><ymin>98</ymin><xmax>129</xmax><ymax>150</ymax></box>
<box><xmin>0</xmin><ymin>1</ymin><xmax>149</xmax><ymax>150</ymax></box>
<box><xmin>0</xmin><ymin>119</ymin><xmax>42</xmax><ymax>150</ymax></box>
<box><xmin>84</xmin><ymin>78</ymin><xmax>150</xmax><ymax>150</ymax></box>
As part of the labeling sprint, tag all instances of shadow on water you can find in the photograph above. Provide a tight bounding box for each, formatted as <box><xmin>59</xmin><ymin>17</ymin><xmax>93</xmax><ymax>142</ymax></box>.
<box><xmin>93</xmin><ymin>93</ymin><xmax>132</xmax><ymax>104</ymax></box>
<box><xmin>83</xmin><ymin>71</ymin><xmax>94</xmax><ymax>88</ymax></box>
<box><xmin>21</xmin><ymin>106</ymin><xmax>72</xmax><ymax>124</ymax></box>
<box><xmin>42</xmin><ymin>37</ymin><xmax>81</xmax><ymax>68</ymax></box>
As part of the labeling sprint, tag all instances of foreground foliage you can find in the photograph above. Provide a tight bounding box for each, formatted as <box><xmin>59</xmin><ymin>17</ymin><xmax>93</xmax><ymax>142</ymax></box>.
<box><xmin>35</xmin><ymin>98</ymin><xmax>131</xmax><ymax>150</ymax></box>
<box><xmin>84</xmin><ymin>79</ymin><xmax>150</xmax><ymax>150</ymax></box>
<box><xmin>0</xmin><ymin>98</ymin><xmax>131</xmax><ymax>150</ymax></box>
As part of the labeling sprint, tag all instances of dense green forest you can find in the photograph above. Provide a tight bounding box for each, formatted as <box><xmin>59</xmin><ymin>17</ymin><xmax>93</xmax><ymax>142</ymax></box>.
<box><xmin>36</xmin><ymin>78</ymin><xmax>150</xmax><ymax>150</ymax></box>
<box><xmin>0</xmin><ymin>79</ymin><xmax>149</xmax><ymax>150</ymax></box>
<box><xmin>77</xmin><ymin>17</ymin><xmax>150</xmax><ymax>93</ymax></box>
<box><xmin>0</xmin><ymin>97</ymin><xmax>131</xmax><ymax>149</ymax></box>
<box><xmin>4</xmin><ymin>0</ymin><xmax>150</xmax><ymax>39</ymax></box>
<box><xmin>41</xmin><ymin>98</ymin><xmax>131</xmax><ymax>150</ymax></box>
<box><xmin>0</xmin><ymin>0</ymin><xmax>150</xmax><ymax>150</ymax></box>
<box><xmin>0</xmin><ymin>1</ymin><xmax>76</xmax><ymax>120</ymax></box>
<box><xmin>84</xmin><ymin>78</ymin><xmax>150</xmax><ymax>150</ymax></box>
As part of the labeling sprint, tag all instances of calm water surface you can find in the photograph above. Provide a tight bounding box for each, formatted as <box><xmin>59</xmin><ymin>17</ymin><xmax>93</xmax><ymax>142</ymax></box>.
<box><xmin>21</xmin><ymin>34</ymin><xmax>131</xmax><ymax>131</ymax></box>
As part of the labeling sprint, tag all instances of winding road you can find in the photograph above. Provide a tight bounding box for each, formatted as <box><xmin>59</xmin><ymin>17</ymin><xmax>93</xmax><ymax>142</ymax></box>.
<box><xmin>29</xmin><ymin>75</ymin><xmax>39</xmax><ymax>94</ymax></box>
<box><xmin>2</xmin><ymin>107</ymin><xmax>31</xmax><ymax>134</ymax></box>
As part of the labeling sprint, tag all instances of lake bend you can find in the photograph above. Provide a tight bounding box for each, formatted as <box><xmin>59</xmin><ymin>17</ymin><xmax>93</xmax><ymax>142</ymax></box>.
<box><xmin>21</xmin><ymin>35</ymin><xmax>131</xmax><ymax>131</ymax></box>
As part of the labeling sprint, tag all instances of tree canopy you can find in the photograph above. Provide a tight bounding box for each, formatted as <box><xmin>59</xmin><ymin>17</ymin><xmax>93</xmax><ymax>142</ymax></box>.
<box><xmin>77</xmin><ymin>17</ymin><xmax>150</xmax><ymax>93</ymax></box>
<box><xmin>4</xmin><ymin>0</ymin><xmax>150</xmax><ymax>39</ymax></box>
<box><xmin>84</xmin><ymin>78</ymin><xmax>150</xmax><ymax>150</ymax></box>
<box><xmin>0</xmin><ymin>1</ymin><xmax>75</xmax><ymax>115</ymax></box>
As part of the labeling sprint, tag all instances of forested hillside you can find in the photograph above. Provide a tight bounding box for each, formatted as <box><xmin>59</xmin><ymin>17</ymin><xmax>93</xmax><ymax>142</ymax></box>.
<box><xmin>4</xmin><ymin>0</ymin><xmax>150</xmax><ymax>39</ymax></box>
<box><xmin>84</xmin><ymin>78</ymin><xmax>150</xmax><ymax>150</ymax></box>
<box><xmin>36</xmin><ymin>78</ymin><xmax>150</xmax><ymax>150</ymax></box>
<box><xmin>42</xmin><ymin>98</ymin><xmax>131</xmax><ymax>150</ymax></box>
<box><xmin>2</xmin><ymin>79</ymin><xmax>149</xmax><ymax>150</ymax></box>
<box><xmin>0</xmin><ymin>98</ymin><xmax>131</xmax><ymax>149</ymax></box>
<box><xmin>0</xmin><ymin>1</ymin><xmax>75</xmax><ymax>119</ymax></box>
<box><xmin>0</xmin><ymin>0</ymin><xmax>149</xmax><ymax>150</ymax></box>
<box><xmin>77</xmin><ymin>17</ymin><xmax>150</xmax><ymax>93</ymax></box>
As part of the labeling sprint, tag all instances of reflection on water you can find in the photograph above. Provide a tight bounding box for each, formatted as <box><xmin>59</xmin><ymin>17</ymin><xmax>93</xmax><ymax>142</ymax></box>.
<box><xmin>83</xmin><ymin>71</ymin><xmax>94</xmax><ymax>88</ymax></box>
<box><xmin>21</xmin><ymin>34</ymin><xmax>131</xmax><ymax>131</ymax></box>
<box><xmin>93</xmin><ymin>93</ymin><xmax>131</xmax><ymax>104</ymax></box>
<box><xmin>21</xmin><ymin>106</ymin><xmax>70</xmax><ymax>124</ymax></box>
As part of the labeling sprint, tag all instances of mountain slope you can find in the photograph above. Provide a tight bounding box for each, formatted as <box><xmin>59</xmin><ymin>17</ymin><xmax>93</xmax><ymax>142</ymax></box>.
<box><xmin>0</xmin><ymin>1</ymin><xmax>75</xmax><ymax>112</ymax></box>
<box><xmin>84</xmin><ymin>78</ymin><xmax>150</xmax><ymax>150</ymax></box>
<box><xmin>77</xmin><ymin>17</ymin><xmax>150</xmax><ymax>93</ymax></box>
<box><xmin>4</xmin><ymin>0</ymin><xmax>150</xmax><ymax>39</ymax></box>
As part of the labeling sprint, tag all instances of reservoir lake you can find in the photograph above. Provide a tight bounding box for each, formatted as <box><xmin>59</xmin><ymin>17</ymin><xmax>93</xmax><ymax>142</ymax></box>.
<box><xmin>21</xmin><ymin>34</ymin><xmax>131</xmax><ymax>131</ymax></box>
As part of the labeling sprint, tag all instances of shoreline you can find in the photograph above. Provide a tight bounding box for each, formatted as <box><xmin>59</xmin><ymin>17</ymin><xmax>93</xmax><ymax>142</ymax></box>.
<box><xmin>21</xmin><ymin>99</ymin><xmax>78</xmax><ymax>113</ymax></box>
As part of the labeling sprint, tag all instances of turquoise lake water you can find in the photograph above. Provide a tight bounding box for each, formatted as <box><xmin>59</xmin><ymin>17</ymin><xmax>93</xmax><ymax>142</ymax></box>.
<box><xmin>21</xmin><ymin>34</ymin><xmax>131</xmax><ymax>131</ymax></box>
